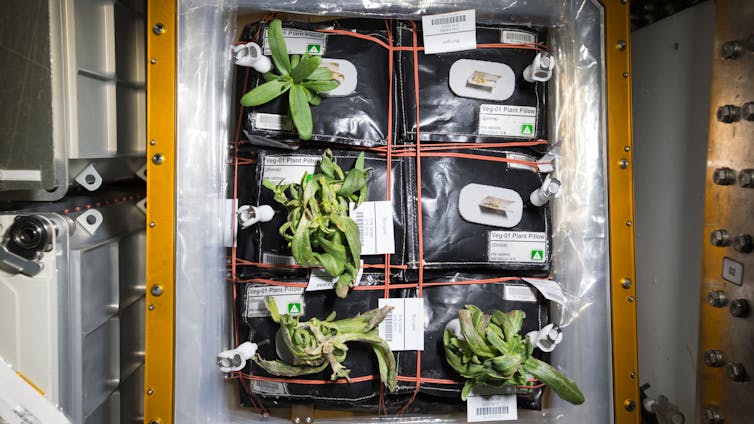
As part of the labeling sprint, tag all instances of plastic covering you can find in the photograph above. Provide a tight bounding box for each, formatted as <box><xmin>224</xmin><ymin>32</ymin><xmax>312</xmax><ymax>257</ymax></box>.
<box><xmin>175</xmin><ymin>0</ymin><xmax>610</xmax><ymax>422</ymax></box>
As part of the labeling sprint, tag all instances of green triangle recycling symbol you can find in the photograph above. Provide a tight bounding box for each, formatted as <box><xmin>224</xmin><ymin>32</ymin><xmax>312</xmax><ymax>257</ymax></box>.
<box><xmin>307</xmin><ymin>44</ymin><xmax>320</xmax><ymax>54</ymax></box>
<box><xmin>531</xmin><ymin>250</ymin><xmax>543</xmax><ymax>260</ymax></box>
<box><xmin>521</xmin><ymin>124</ymin><xmax>533</xmax><ymax>135</ymax></box>
<box><xmin>288</xmin><ymin>303</ymin><xmax>301</xmax><ymax>314</ymax></box>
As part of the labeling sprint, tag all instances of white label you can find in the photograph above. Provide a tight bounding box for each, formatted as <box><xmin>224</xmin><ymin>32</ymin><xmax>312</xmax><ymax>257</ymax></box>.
<box><xmin>501</xmin><ymin>30</ymin><xmax>536</xmax><ymax>45</ymax></box>
<box><xmin>307</xmin><ymin>261</ymin><xmax>364</xmax><ymax>291</ymax></box>
<box><xmin>251</xmin><ymin>379</ymin><xmax>288</xmax><ymax>395</ymax></box>
<box><xmin>723</xmin><ymin>257</ymin><xmax>744</xmax><ymax>286</ymax></box>
<box><xmin>522</xmin><ymin>278</ymin><xmax>566</xmax><ymax>305</ymax></box>
<box><xmin>0</xmin><ymin>169</ymin><xmax>42</xmax><ymax>182</ymax></box>
<box><xmin>506</xmin><ymin>152</ymin><xmax>538</xmax><ymax>172</ymax></box>
<box><xmin>467</xmin><ymin>393</ymin><xmax>518</xmax><ymax>422</ymax></box>
<box><xmin>263</xmin><ymin>27</ymin><xmax>327</xmax><ymax>55</ymax></box>
<box><xmin>503</xmin><ymin>285</ymin><xmax>538</xmax><ymax>303</ymax></box>
<box><xmin>422</xmin><ymin>10</ymin><xmax>477</xmax><ymax>54</ymax></box>
<box><xmin>262</xmin><ymin>155</ymin><xmax>319</xmax><ymax>185</ymax></box>
<box><xmin>0</xmin><ymin>358</ymin><xmax>73</xmax><ymax>424</ymax></box>
<box><xmin>478</xmin><ymin>104</ymin><xmax>537</xmax><ymax>138</ymax></box>
<box><xmin>262</xmin><ymin>252</ymin><xmax>297</xmax><ymax>266</ymax></box>
<box><xmin>245</xmin><ymin>286</ymin><xmax>305</xmax><ymax>318</ymax></box>
<box><xmin>488</xmin><ymin>231</ymin><xmax>547</xmax><ymax>264</ymax></box>
<box><xmin>253</xmin><ymin>113</ymin><xmax>293</xmax><ymax>132</ymax></box>
<box><xmin>349</xmin><ymin>201</ymin><xmax>396</xmax><ymax>255</ymax></box>
<box><xmin>378</xmin><ymin>298</ymin><xmax>424</xmax><ymax>351</ymax></box>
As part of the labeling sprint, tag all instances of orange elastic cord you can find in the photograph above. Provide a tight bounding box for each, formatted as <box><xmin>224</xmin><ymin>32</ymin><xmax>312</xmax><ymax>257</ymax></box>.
<box><xmin>242</xmin><ymin>373</ymin><xmax>378</xmax><ymax>385</ymax></box>
<box><xmin>317</xmin><ymin>28</ymin><xmax>392</xmax><ymax>50</ymax></box>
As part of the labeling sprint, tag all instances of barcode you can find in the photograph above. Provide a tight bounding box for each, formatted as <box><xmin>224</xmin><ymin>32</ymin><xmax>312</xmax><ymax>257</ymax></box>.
<box><xmin>262</xmin><ymin>252</ymin><xmax>296</xmax><ymax>265</ymax></box>
<box><xmin>476</xmin><ymin>406</ymin><xmax>509</xmax><ymax>416</ymax></box>
<box><xmin>383</xmin><ymin>312</ymin><xmax>394</xmax><ymax>341</ymax></box>
<box><xmin>252</xmin><ymin>379</ymin><xmax>287</xmax><ymax>395</ymax></box>
<box><xmin>431</xmin><ymin>15</ymin><xmax>466</xmax><ymax>25</ymax></box>
<box><xmin>353</xmin><ymin>212</ymin><xmax>365</xmax><ymax>233</ymax></box>
<box><xmin>504</xmin><ymin>285</ymin><xmax>537</xmax><ymax>302</ymax></box>
<box><xmin>254</xmin><ymin>113</ymin><xmax>293</xmax><ymax>131</ymax></box>
<box><xmin>502</xmin><ymin>31</ymin><xmax>536</xmax><ymax>44</ymax></box>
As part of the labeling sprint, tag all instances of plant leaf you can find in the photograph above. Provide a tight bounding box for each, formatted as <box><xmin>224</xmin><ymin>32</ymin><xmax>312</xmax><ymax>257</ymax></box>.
<box><xmin>291</xmin><ymin>215</ymin><xmax>315</xmax><ymax>266</ymax></box>
<box><xmin>461</xmin><ymin>380</ymin><xmax>477</xmax><ymax>401</ymax></box>
<box><xmin>302</xmin><ymin>79</ymin><xmax>340</xmax><ymax>93</ymax></box>
<box><xmin>288</xmin><ymin>85</ymin><xmax>313</xmax><ymax>140</ymax></box>
<box><xmin>240</xmin><ymin>79</ymin><xmax>291</xmax><ymax>107</ymax></box>
<box><xmin>523</xmin><ymin>357</ymin><xmax>585</xmax><ymax>405</ymax></box>
<box><xmin>307</xmin><ymin>66</ymin><xmax>336</xmax><ymax>81</ymax></box>
<box><xmin>290</xmin><ymin>54</ymin><xmax>300</xmax><ymax>69</ymax></box>
<box><xmin>268</xmin><ymin>19</ymin><xmax>291</xmax><ymax>74</ymax></box>
<box><xmin>312</xmin><ymin>252</ymin><xmax>344</xmax><ymax>277</ymax></box>
<box><xmin>291</xmin><ymin>54</ymin><xmax>322</xmax><ymax>83</ymax></box>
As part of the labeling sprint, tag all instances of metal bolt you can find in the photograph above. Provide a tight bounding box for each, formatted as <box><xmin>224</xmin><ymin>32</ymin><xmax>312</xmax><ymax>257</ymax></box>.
<box><xmin>151</xmin><ymin>284</ymin><xmax>164</xmax><ymax>297</ymax></box>
<box><xmin>703</xmin><ymin>407</ymin><xmax>723</xmax><ymax>424</ymax></box>
<box><xmin>153</xmin><ymin>23</ymin><xmax>165</xmax><ymax>35</ymax></box>
<box><xmin>703</xmin><ymin>349</ymin><xmax>725</xmax><ymax>367</ymax></box>
<box><xmin>619</xmin><ymin>158</ymin><xmax>629</xmax><ymax>169</ymax></box>
<box><xmin>148</xmin><ymin>304</ymin><xmax>155</xmax><ymax>311</ymax></box>
<box><xmin>726</xmin><ymin>362</ymin><xmax>746</xmax><ymax>382</ymax></box>
<box><xmin>621</xmin><ymin>278</ymin><xmax>632</xmax><ymax>289</ymax></box>
<box><xmin>733</xmin><ymin>234</ymin><xmax>753</xmax><ymax>253</ymax></box>
<box><xmin>628</xmin><ymin>295</ymin><xmax>635</xmax><ymax>302</ymax></box>
<box><xmin>152</xmin><ymin>153</ymin><xmax>165</xmax><ymax>165</ymax></box>
<box><xmin>624</xmin><ymin>399</ymin><xmax>636</xmax><ymax>412</ymax></box>
<box><xmin>150</xmin><ymin>139</ymin><xmax>157</xmax><ymax>146</ymax></box>
<box><xmin>147</xmin><ymin>389</ymin><xmax>154</xmax><ymax>395</ymax></box>
<box><xmin>721</xmin><ymin>40</ymin><xmax>743</xmax><ymax>60</ymax></box>
<box><xmin>305</xmin><ymin>418</ymin><xmax>312</xmax><ymax>424</ymax></box>
<box><xmin>621</xmin><ymin>0</ymin><xmax>627</xmax><ymax>4</ymax></box>
<box><xmin>624</xmin><ymin>146</ymin><xmax>631</xmax><ymax>152</ymax></box>
<box><xmin>150</xmin><ymin>58</ymin><xmax>157</xmax><ymax>65</ymax></box>
<box><xmin>294</xmin><ymin>418</ymin><xmax>301</xmax><ymax>424</ymax></box>
<box><xmin>626</xmin><ymin>220</ymin><xmax>633</xmax><ymax>227</ymax></box>
<box><xmin>616</xmin><ymin>40</ymin><xmax>626</xmax><ymax>50</ymax></box>
<box><xmin>710</xmin><ymin>229</ymin><xmax>730</xmax><ymax>247</ymax></box>
<box><xmin>717</xmin><ymin>105</ymin><xmax>740</xmax><ymax>123</ymax></box>
<box><xmin>630</xmin><ymin>372</ymin><xmax>637</xmax><ymax>379</ymax></box>
<box><xmin>623</xmin><ymin>72</ymin><xmax>629</xmax><ymax>78</ymax></box>
<box><xmin>729</xmin><ymin>298</ymin><xmax>750</xmax><ymax>318</ymax></box>
<box><xmin>149</xmin><ymin>221</ymin><xmax>156</xmax><ymax>228</ymax></box>
<box><xmin>739</xmin><ymin>169</ymin><xmax>754</xmax><ymax>188</ymax></box>
<box><xmin>707</xmin><ymin>290</ymin><xmax>727</xmax><ymax>308</ymax></box>
<box><xmin>712</xmin><ymin>167</ymin><xmax>736</xmax><ymax>185</ymax></box>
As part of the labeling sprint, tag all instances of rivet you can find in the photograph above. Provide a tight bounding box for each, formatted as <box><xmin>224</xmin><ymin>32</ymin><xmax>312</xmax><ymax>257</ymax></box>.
<box><xmin>628</xmin><ymin>295</ymin><xmax>635</xmax><ymax>302</ymax></box>
<box><xmin>152</xmin><ymin>153</ymin><xmax>165</xmax><ymax>165</ymax></box>
<box><xmin>305</xmin><ymin>418</ymin><xmax>312</xmax><ymax>423</ymax></box>
<box><xmin>153</xmin><ymin>23</ymin><xmax>165</xmax><ymax>35</ymax></box>
<box><xmin>616</xmin><ymin>40</ymin><xmax>626</xmax><ymax>50</ymax></box>
<box><xmin>621</xmin><ymin>278</ymin><xmax>632</xmax><ymax>289</ymax></box>
<box><xmin>150</xmin><ymin>58</ymin><xmax>157</xmax><ymax>65</ymax></box>
<box><xmin>630</xmin><ymin>372</ymin><xmax>637</xmax><ymax>379</ymax></box>
<box><xmin>149</xmin><ymin>221</ymin><xmax>156</xmax><ymax>228</ymax></box>
<box><xmin>619</xmin><ymin>158</ymin><xmax>629</xmax><ymax>169</ymax></box>
<box><xmin>624</xmin><ymin>146</ymin><xmax>631</xmax><ymax>152</ymax></box>
<box><xmin>624</xmin><ymin>399</ymin><xmax>636</xmax><ymax>412</ymax></box>
<box><xmin>294</xmin><ymin>418</ymin><xmax>301</xmax><ymax>424</ymax></box>
<box><xmin>151</xmin><ymin>284</ymin><xmax>164</xmax><ymax>297</ymax></box>
<box><xmin>623</xmin><ymin>72</ymin><xmax>629</xmax><ymax>78</ymax></box>
<box><xmin>148</xmin><ymin>304</ymin><xmax>155</xmax><ymax>311</ymax></box>
<box><xmin>147</xmin><ymin>388</ymin><xmax>154</xmax><ymax>395</ymax></box>
<box><xmin>150</xmin><ymin>139</ymin><xmax>157</xmax><ymax>146</ymax></box>
<box><xmin>626</xmin><ymin>220</ymin><xmax>632</xmax><ymax>226</ymax></box>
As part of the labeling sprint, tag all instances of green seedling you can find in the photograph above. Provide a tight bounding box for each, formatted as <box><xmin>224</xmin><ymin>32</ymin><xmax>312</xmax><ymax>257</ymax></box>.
<box><xmin>240</xmin><ymin>19</ymin><xmax>340</xmax><ymax>140</ymax></box>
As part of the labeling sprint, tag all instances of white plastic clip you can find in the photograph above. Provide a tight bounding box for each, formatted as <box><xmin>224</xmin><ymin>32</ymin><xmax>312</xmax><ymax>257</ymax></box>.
<box><xmin>75</xmin><ymin>209</ymin><xmax>103</xmax><ymax>236</ymax></box>
<box><xmin>237</xmin><ymin>205</ymin><xmax>274</xmax><ymax>229</ymax></box>
<box><xmin>233</xmin><ymin>42</ymin><xmax>272</xmax><ymax>73</ymax></box>
<box><xmin>217</xmin><ymin>342</ymin><xmax>258</xmax><ymax>373</ymax></box>
<box><xmin>74</xmin><ymin>163</ymin><xmax>103</xmax><ymax>192</ymax></box>
<box><xmin>529</xmin><ymin>175</ymin><xmax>562</xmax><ymax>207</ymax></box>
<box><xmin>523</xmin><ymin>52</ymin><xmax>555</xmax><ymax>83</ymax></box>
<box><xmin>526</xmin><ymin>323</ymin><xmax>563</xmax><ymax>352</ymax></box>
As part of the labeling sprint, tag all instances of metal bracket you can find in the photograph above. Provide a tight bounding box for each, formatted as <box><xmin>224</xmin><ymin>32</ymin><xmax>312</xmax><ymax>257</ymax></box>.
<box><xmin>75</xmin><ymin>209</ymin><xmax>104</xmax><ymax>236</ymax></box>
<box><xmin>74</xmin><ymin>163</ymin><xmax>103</xmax><ymax>191</ymax></box>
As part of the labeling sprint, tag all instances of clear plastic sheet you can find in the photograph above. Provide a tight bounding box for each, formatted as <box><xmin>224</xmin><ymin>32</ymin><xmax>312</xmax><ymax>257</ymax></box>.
<box><xmin>175</xmin><ymin>0</ymin><xmax>610</xmax><ymax>422</ymax></box>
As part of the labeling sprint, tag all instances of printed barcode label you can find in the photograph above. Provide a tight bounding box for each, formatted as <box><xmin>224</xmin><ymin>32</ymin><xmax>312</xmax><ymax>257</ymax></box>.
<box><xmin>431</xmin><ymin>15</ymin><xmax>466</xmax><ymax>25</ymax></box>
<box><xmin>422</xmin><ymin>10</ymin><xmax>477</xmax><ymax>54</ymax></box>
<box><xmin>262</xmin><ymin>27</ymin><xmax>327</xmax><ymax>55</ymax></box>
<box><xmin>349</xmin><ymin>201</ymin><xmax>395</xmax><ymax>255</ymax></box>
<box><xmin>253</xmin><ymin>113</ymin><xmax>294</xmax><ymax>132</ymax></box>
<box><xmin>501</xmin><ymin>30</ymin><xmax>536</xmax><ymax>44</ymax></box>
<box><xmin>306</xmin><ymin>261</ymin><xmax>364</xmax><ymax>291</ymax></box>
<box><xmin>378</xmin><ymin>298</ymin><xmax>424</xmax><ymax>351</ymax></box>
<box><xmin>251</xmin><ymin>379</ymin><xmax>288</xmax><ymax>395</ymax></box>
<box><xmin>262</xmin><ymin>252</ymin><xmax>296</xmax><ymax>266</ymax></box>
<box><xmin>467</xmin><ymin>393</ymin><xmax>517</xmax><ymax>422</ymax></box>
<box><xmin>503</xmin><ymin>285</ymin><xmax>538</xmax><ymax>303</ymax></box>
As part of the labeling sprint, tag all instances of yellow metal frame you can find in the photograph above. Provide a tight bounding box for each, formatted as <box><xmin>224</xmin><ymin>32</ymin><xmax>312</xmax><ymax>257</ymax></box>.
<box><xmin>145</xmin><ymin>1</ymin><xmax>177</xmax><ymax>423</ymax></box>
<box><xmin>143</xmin><ymin>1</ymin><xmax>638</xmax><ymax>422</ymax></box>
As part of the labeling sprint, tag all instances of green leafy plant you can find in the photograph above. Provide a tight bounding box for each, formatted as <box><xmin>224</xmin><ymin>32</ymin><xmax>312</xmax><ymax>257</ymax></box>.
<box><xmin>240</xmin><ymin>19</ymin><xmax>339</xmax><ymax>140</ymax></box>
<box><xmin>253</xmin><ymin>296</ymin><xmax>397</xmax><ymax>391</ymax></box>
<box><xmin>263</xmin><ymin>150</ymin><xmax>368</xmax><ymax>298</ymax></box>
<box><xmin>443</xmin><ymin>305</ymin><xmax>585</xmax><ymax>405</ymax></box>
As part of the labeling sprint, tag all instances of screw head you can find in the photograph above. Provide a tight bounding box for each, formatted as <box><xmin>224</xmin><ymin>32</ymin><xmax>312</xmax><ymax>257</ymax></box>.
<box><xmin>152</xmin><ymin>153</ymin><xmax>165</xmax><ymax>165</ymax></box>
<box><xmin>729</xmin><ymin>299</ymin><xmax>750</xmax><ymax>318</ymax></box>
<box><xmin>721</xmin><ymin>40</ymin><xmax>743</xmax><ymax>60</ymax></box>
<box><xmin>710</xmin><ymin>229</ymin><xmax>730</xmax><ymax>247</ymax></box>
<box><xmin>726</xmin><ymin>362</ymin><xmax>746</xmax><ymax>382</ymax></box>
<box><xmin>619</xmin><ymin>158</ymin><xmax>629</xmax><ymax>169</ymax></box>
<box><xmin>147</xmin><ymin>388</ymin><xmax>154</xmax><ymax>395</ymax></box>
<box><xmin>703</xmin><ymin>407</ymin><xmax>723</xmax><ymax>424</ymax></box>
<box><xmin>616</xmin><ymin>40</ymin><xmax>627</xmax><ymax>50</ymax></box>
<box><xmin>153</xmin><ymin>23</ymin><xmax>165</xmax><ymax>35</ymax></box>
<box><xmin>626</xmin><ymin>220</ymin><xmax>633</xmax><ymax>227</ymax></box>
<box><xmin>717</xmin><ymin>105</ymin><xmax>740</xmax><ymax>123</ymax></box>
<box><xmin>294</xmin><ymin>418</ymin><xmax>301</xmax><ymax>424</ymax></box>
<box><xmin>704</xmin><ymin>349</ymin><xmax>725</xmax><ymax>367</ymax></box>
<box><xmin>733</xmin><ymin>234</ymin><xmax>753</xmax><ymax>253</ymax></box>
<box><xmin>713</xmin><ymin>167</ymin><xmax>736</xmax><ymax>185</ymax></box>
<box><xmin>621</xmin><ymin>278</ymin><xmax>632</xmax><ymax>289</ymax></box>
<box><xmin>623</xmin><ymin>72</ymin><xmax>629</xmax><ymax>78</ymax></box>
<box><xmin>707</xmin><ymin>290</ymin><xmax>727</xmax><ymax>308</ymax></box>
<box><xmin>624</xmin><ymin>399</ymin><xmax>636</xmax><ymax>412</ymax></box>
<box><xmin>148</xmin><ymin>304</ymin><xmax>155</xmax><ymax>311</ymax></box>
<box><xmin>149</xmin><ymin>221</ymin><xmax>156</xmax><ymax>228</ymax></box>
<box><xmin>305</xmin><ymin>418</ymin><xmax>312</xmax><ymax>424</ymax></box>
<box><xmin>628</xmin><ymin>295</ymin><xmax>635</xmax><ymax>302</ymax></box>
<box><xmin>151</xmin><ymin>284</ymin><xmax>164</xmax><ymax>297</ymax></box>
<box><xmin>150</xmin><ymin>139</ymin><xmax>157</xmax><ymax>146</ymax></box>
<box><xmin>739</xmin><ymin>169</ymin><xmax>754</xmax><ymax>188</ymax></box>
<box><xmin>150</xmin><ymin>58</ymin><xmax>157</xmax><ymax>65</ymax></box>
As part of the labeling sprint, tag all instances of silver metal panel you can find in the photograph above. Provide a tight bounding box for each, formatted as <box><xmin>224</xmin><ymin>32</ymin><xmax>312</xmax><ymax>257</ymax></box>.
<box><xmin>631</xmin><ymin>1</ymin><xmax>715</xmax><ymax>420</ymax></box>
<box><xmin>81</xmin><ymin>318</ymin><xmax>120</xmax><ymax>418</ymax></box>
<box><xmin>79</xmin><ymin>242</ymin><xmax>119</xmax><ymax>334</ymax></box>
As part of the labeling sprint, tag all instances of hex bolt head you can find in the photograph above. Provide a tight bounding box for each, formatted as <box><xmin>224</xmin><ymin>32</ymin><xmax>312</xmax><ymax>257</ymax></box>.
<box><xmin>733</xmin><ymin>234</ymin><xmax>753</xmax><ymax>253</ymax></box>
<box><xmin>703</xmin><ymin>407</ymin><xmax>724</xmax><ymax>424</ymax></box>
<box><xmin>624</xmin><ymin>399</ymin><xmax>636</xmax><ymax>412</ymax></box>
<box><xmin>721</xmin><ymin>40</ymin><xmax>743</xmax><ymax>60</ymax></box>
<box><xmin>710</xmin><ymin>229</ymin><xmax>730</xmax><ymax>247</ymax></box>
<box><xmin>717</xmin><ymin>105</ymin><xmax>740</xmax><ymax>123</ymax></box>
<box><xmin>729</xmin><ymin>299</ymin><xmax>750</xmax><ymax>318</ymax></box>
<box><xmin>707</xmin><ymin>290</ymin><xmax>727</xmax><ymax>308</ymax></box>
<box><xmin>739</xmin><ymin>169</ymin><xmax>754</xmax><ymax>188</ymax></box>
<box><xmin>152</xmin><ymin>153</ymin><xmax>165</xmax><ymax>165</ymax></box>
<box><xmin>726</xmin><ymin>362</ymin><xmax>746</xmax><ymax>382</ymax></box>
<box><xmin>153</xmin><ymin>23</ymin><xmax>165</xmax><ymax>35</ymax></box>
<box><xmin>704</xmin><ymin>349</ymin><xmax>725</xmax><ymax>367</ymax></box>
<box><xmin>713</xmin><ymin>167</ymin><xmax>736</xmax><ymax>185</ymax></box>
<box><xmin>621</xmin><ymin>278</ymin><xmax>632</xmax><ymax>289</ymax></box>
<box><xmin>743</xmin><ymin>102</ymin><xmax>754</xmax><ymax>121</ymax></box>
<box><xmin>151</xmin><ymin>284</ymin><xmax>164</xmax><ymax>297</ymax></box>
